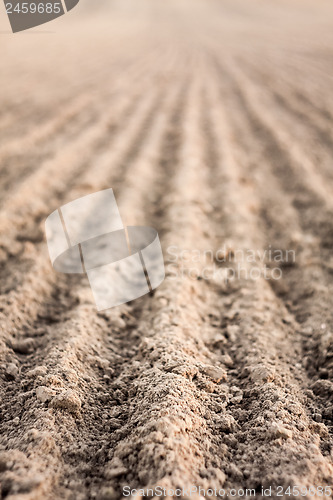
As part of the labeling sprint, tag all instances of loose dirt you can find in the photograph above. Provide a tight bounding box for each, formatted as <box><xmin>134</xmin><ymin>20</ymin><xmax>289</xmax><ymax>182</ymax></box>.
<box><xmin>1</xmin><ymin>0</ymin><xmax>333</xmax><ymax>498</ymax></box>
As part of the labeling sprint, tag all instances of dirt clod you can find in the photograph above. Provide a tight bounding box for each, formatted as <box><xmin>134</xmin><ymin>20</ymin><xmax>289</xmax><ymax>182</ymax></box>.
<box><xmin>11</xmin><ymin>338</ymin><xmax>35</xmax><ymax>355</ymax></box>
<box><xmin>50</xmin><ymin>390</ymin><xmax>81</xmax><ymax>413</ymax></box>
<box><xmin>36</xmin><ymin>386</ymin><xmax>56</xmax><ymax>403</ymax></box>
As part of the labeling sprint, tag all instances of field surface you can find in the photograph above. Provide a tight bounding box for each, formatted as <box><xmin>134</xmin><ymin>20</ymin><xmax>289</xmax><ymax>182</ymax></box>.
<box><xmin>1</xmin><ymin>0</ymin><xmax>333</xmax><ymax>498</ymax></box>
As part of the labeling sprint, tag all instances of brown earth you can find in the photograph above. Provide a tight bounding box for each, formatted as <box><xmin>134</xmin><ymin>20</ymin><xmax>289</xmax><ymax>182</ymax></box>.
<box><xmin>1</xmin><ymin>0</ymin><xmax>333</xmax><ymax>498</ymax></box>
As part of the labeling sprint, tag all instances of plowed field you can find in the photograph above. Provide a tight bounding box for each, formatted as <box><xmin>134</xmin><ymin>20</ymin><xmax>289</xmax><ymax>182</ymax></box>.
<box><xmin>1</xmin><ymin>1</ymin><xmax>333</xmax><ymax>499</ymax></box>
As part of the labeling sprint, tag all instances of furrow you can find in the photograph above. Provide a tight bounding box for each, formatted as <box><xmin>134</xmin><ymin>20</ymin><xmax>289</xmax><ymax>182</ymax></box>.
<box><xmin>0</xmin><ymin>41</ymin><xmax>179</xmax><ymax>297</ymax></box>
<box><xmin>0</xmin><ymin>77</ymin><xmax>187</xmax><ymax>500</ymax></box>
<box><xmin>0</xmin><ymin>44</ymin><xmax>168</xmax><ymax>195</ymax></box>
<box><xmin>211</xmin><ymin>55</ymin><xmax>333</xmax><ymax>245</ymax></box>
<box><xmin>191</xmin><ymin>57</ymin><xmax>333</xmax><ymax>490</ymax></box>
<box><xmin>89</xmin><ymin>68</ymin><xmax>235</xmax><ymax>496</ymax></box>
<box><xmin>0</xmin><ymin>32</ymin><xmax>164</xmax><ymax>152</ymax></box>
<box><xmin>0</xmin><ymin>92</ymin><xmax>154</xmax><ymax>250</ymax></box>
<box><xmin>236</xmin><ymin>51</ymin><xmax>333</xmax><ymax>126</ymax></box>
<box><xmin>0</xmin><ymin>88</ymin><xmax>163</xmax><ymax>340</ymax></box>
<box><xmin>0</xmin><ymin>98</ymin><xmax>94</xmax><ymax>195</ymax></box>
<box><xmin>0</xmin><ymin>96</ymin><xmax>90</xmax><ymax>172</ymax></box>
<box><xmin>232</xmin><ymin>55</ymin><xmax>333</xmax><ymax>185</ymax></box>
<box><xmin>215</xmin><ymin>52</ymin><xmax>333</xmax><ymax>445</ymax></box>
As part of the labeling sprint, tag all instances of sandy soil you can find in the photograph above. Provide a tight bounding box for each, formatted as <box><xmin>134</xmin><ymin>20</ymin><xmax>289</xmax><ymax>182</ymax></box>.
<box><xmin>1</xmin><ymin>0</ymin><xmax>333</xmax><ymax>498</ymax></box>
